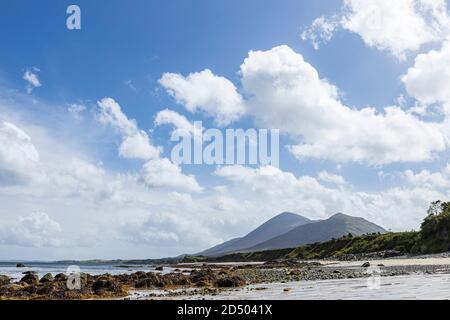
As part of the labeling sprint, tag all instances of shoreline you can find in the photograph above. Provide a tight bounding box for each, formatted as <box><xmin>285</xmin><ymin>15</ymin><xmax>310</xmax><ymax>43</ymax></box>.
<box><xmin>2</xmin><ymin>254</ymin><xmax>450</xmax><ymax>300</ymax></box>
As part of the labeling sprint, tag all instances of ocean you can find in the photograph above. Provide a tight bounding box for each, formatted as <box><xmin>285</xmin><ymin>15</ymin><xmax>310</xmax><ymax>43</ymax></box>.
<box><xmin>0</xmin><ymin>262</ymin><xmax>183</xmax><ymax>281</ymax></box>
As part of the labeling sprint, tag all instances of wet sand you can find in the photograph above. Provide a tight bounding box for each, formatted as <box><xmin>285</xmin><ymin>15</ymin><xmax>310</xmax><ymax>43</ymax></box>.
<box><xmin>126</xmin><ymin>255</ymin><xmax>450</xmax><ymax>300</ymax></box>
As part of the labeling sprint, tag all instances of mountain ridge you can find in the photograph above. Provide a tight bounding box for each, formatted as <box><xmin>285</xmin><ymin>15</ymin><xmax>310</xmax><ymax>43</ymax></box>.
<box><xmin>198</xmin><ymin>212</ymin><xmax>386</xmax><ymax>256</ymax></box>
<box><xmin>197</xmin><ymin>212</ymin><xmax>311</xmax><ymax>257</ymax></box>
<box><xmin>244</xmin><ymin>212</ymin><xmax>386</xmax><ymax>252</ymax></box>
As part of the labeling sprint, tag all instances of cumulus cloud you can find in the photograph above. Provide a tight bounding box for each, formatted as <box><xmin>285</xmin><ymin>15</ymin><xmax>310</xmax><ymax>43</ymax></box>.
<box><xmin>402</xmin><ymin>41</ymin><xmax>450</xmax><ymax>107</ymax></box>
<box><xmin>141</xmin><ymin>158</ymin><xmax>202</xmax><ymax>193</ymax></box>
<box><xmin>154</xmin><ymin>108</ymin><xmax>196</xmax><ymax>135</ymax></box>
<box><xmin>97</xmin><ymin>98</ymin><xmax>161</xmax><ymax>160</ymax></box>
<box><xmin>318</xmin><ymin>171</ymin><xmax>346</xmax><ymax>186</ymax></box>
<box><xmin>97</xmin><ymin>98</ymin><xmax>140</xmax><ymax>136</ymax></box>
<box><xmin>240</xmin><ymin>45</ymin><xmax>447</xmax><ymax>165</ymax></box>
<box><xmin>0</xmin><ymin>121</ymin><xmax>42</xmax><ymax>186</ymax></box>
<box><xmin>97</xmin><ymin>98</ymin><xmax>201</xmax><ymax>193</ymax></box>
<box><xmin>159</xmin><ymin>69</ymin><xmax>246</xmax><ymax>126</ymax></box>
<box><xmin>0</xmin><ymin>212</ymin><xmax>62</xmax><ymax>247</ymax></box>
<box><xmin>302</xmin><ymin>0</ymin><xmax>450</xmax><ymax>59</ymax></box>
<box><xmin>215</xmin><ymin>165</ymin><xmax>445</xmax><ymax>230</ymax></box>
<box><xmin>402</xmin><ymin>164</ymin><xmax>450</xmax><ymax>189</ymax></box>
<box><xmin>23</xmin><ymin>69</ymin><xmax>42</xmax><ymax>93</ymax></box>
<box><xmin>157</xmin><ymin>45</ymin><xmax>450</xmax><ymax>165</ymax></box>
<box><xmin>118</xmin><ymin>131</ymin><xmax>162</xmax><ymax>160</ymax></box>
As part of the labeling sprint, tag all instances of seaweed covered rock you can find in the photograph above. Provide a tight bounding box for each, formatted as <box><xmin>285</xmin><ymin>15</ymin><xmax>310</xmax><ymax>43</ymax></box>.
<box><xmin>40</xmin><ymin>273</ymin><xmax>54</xmax><ymax>283</ymax></box>
<box><xmin>190</xmin><ymin>268</ymin><xmax>217</xmax><ymax>287</ymax></box>
<box><xmin>92</xmin><ymin>275</ymin><xmax>123</xmax><ymax>295</ymax></box>
<box><xmin>54</xmin><ymin>273</ymin><xmax>68</xmax><ymax>281</ymax></box>
<box><xmin>0</xmin><ymin>275</ymin><xmax>10</xmax><ymax>286</ymax></box>
<box><xmin>215</xmin><ymin>276</ymin><xmax>246</xmax><ymax>288</ymax></box>
<box><xmin>21</xmin><ymin>272</ymin><xmax>39</xmax><ymax>285</ymax></box>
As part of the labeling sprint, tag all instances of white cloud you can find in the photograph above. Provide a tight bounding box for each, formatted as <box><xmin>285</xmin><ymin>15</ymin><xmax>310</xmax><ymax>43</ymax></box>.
<box><xmin>118</xmin><ymin>131</ymin><xmax>161</xmax><ymax>160</ymax></box>
<box><xmin>159</xmin><ymin>69</ymin><xmax>246</xmax><ymax>126</ymax></box>
<box><xmin>97</xmin><ymin>98</ymin><xmax>201</xmax><ymax>193</ymax></box>
<box><xmin>240</xmin><ymin>45</ymin><xmax>447</xmax><ymax>165</ymax></box>
<box><xmin>215</xmin><ymin>165</ymin><xmax>445</xmax><ymax>231</ymax></box>
<box><xmin>402</xmin><ymin>164</ymin><xmax>450</xmax><ymax>189</ymax></box>
<box><xmin>23</xmin><ymin>69</ymin><xmax>42</xmax><ymax>93</ymax></box>
<box><xmin>97</xmin><ymin>98</ymin><xmax>139</xmax><ymax>136</ymax></box>
<box><xmin>154</xmin><ymin>108</ymin><xmax>196</xmax><ymax>135</ymax></box>
<box><xmin>0</xmin><ymin>121</ymin><xmax>42</xmax><ymax>186</ymax></box>
<box><xmin>0</xmin><ymin>212</ymin><xmax>62</xmax><ymax>247</ymax></box>
<box><xmin>141</xmin><ymin>158</ymin><xmax>202</xmax><ymax>193</ymax></box>
<box><xmin>402</xmin><ymin>41</ymin><xmax>450</xmax><ymax>107</ymax></box>
<box><xmin>302</xmin><ymin>0</ymin><xmax>450</xmax><ymax>59</ymax></box>
<box><xmin>318</xmin><ymin>171</ymin><xmax>346</xmax><ymax>185</ymax></box>
<box><xmin>97</xmin><ymin>98</ymin><xmax>161</xmax><ymax>160</ymax></box>
<box><xmin>68</xmin><ymin>104</ymin><xmax>87</xmax><ymax>120</ymax></box>
<box><xmin>301</xmin><ymin>15</ymin><xmax>340</xmax><ymax>50</ymax></box>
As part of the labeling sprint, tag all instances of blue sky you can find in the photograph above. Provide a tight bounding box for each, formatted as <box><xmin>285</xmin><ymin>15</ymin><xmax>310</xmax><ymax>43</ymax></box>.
<box><xmin>1</xmin><ymin>0</ymin><xmax>450</xmax><ymax>260</ymax></box>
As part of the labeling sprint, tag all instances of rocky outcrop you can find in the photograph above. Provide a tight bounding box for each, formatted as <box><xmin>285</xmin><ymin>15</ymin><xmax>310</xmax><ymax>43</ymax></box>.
<box><xmin>0</xmin><ymin>265</ymin><xmax>248</xmax><ymax>300</ymax></box>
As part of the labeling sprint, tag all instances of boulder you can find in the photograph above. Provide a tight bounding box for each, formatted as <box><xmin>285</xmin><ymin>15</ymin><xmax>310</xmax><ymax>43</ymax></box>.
<box><xmin>0</xmin><ymin>275</ymin><xmax>10</xmax><ymax>286</ymax></box>
<box><xmin>21</xmin><ymin>272</ymin><xmax>39</xmax><ymax>285</ymax></box>
<box><xmin>22</xmin><ymin>271</ymin><xmax>37</xmax><ymax>275</ymax></box>
<box><xmin>92</xmin><ymin>276</ymin><xmax>121</xmax><ymax>294</ymax></box>
<box><xmin>40</xmin><ymin>273</ymin><xmax>54</xmax><ymax>283</ymax></box>
<box><xmin>54</xmin><ymin>273</ymin><xmax>68</xmax><ymax>281</ymax></box>
<box><xmin>155</xmin><ymin>266</ymin><xmax>164</xmax><ymax>271</ymax></box>
<box><xmin>191</xmin><ymin>268</ymin><xmax>217</xmax><ymax>287</ymax></box>
<box><xmin>361</xmin><ymin>262</ymin><xmax>371</xmax><ymax>268</ymax></box>
<box><xmin>215</xmin><ymin>276</ymin><xmax>246</xmax><ymax>288</ymax></box>
<box><xmin>16</xmin><ymin>263</ymin><xmax>26</xmax><ymax>268</ymax></box>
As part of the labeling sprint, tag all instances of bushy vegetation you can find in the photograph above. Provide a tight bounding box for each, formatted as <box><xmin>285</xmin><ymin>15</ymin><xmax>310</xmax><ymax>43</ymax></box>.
<box><xmin>411</xmin><ymin>201</ymin><xmax>450</xmax><ymax>254</ymax></box>
<box><xmin>287</xmin><ymin>231</ymin><xmax>419</xmax><ymax>260</ymax></box>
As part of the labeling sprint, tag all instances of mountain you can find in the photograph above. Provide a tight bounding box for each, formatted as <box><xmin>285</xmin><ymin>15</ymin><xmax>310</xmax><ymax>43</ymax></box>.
<box><xmin>198</xmin><ymin>212</ymin><xmax>312</xmax><ymax>256</ymax></box>
<box><xmin>198</xmin><ymin>237</ymin><xmax>242</xmax><ymax>257</ymax></box>
<box><xmin>244</xmin><ymin>213</ymin><xmax>386</xmax><ymax>252</ymax></box>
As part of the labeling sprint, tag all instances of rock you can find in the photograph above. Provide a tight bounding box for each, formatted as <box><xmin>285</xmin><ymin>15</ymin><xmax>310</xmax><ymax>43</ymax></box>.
<box><xmin>283</xmin><ymin>288</ymin><xmax>292</xmax><ymax>292</ymax></box>
<box><xmin>40</xmin><ymin>273</ymin><xmax>54</xmax><ymax>283</ymax></box>
<box><xmin>0</xmin><ymin>275</ymin><xmax>10</xmax><ymax>286</ymax></box>
<box><xmin>21</xmin><ymin>273</ymin><xmax>39</xmax><ymax>285</ymax></box>
<box><xmin>22</xmin><ymin>271</ymin><xmax>37</xmax><ymax>275</ymax></box>
<box><xmin>361</xmin><ymin>262</ymin><xmax>371</xmax><ymax>268</ymax></box>
<box><xmin>191</xmin><ymin>268</ymin><xmax>217</xmax><ymax>287</ymax></box>
<box><xmin>16</xmin><ymin>263</ymin><xmax>26</xmax><ymax>268</ymax></box>
<box><xmin>54</xmin><ymin>273</ymin><xmax>68</xmax><ymax>281</ymax></box>
<box><xmin>215</xmin><ymin>276</ymin><xmax>245</xmax><ymax>288</ymax></box>
<box><xmin>37</xmin><ymin>283</ymin><xmax>56</xmax><ymax>295</ymax></box>
<box><xmin>155</xmin><ymin>266</ymin><xmax>164</xmax><ymax>271</ymax></box>
<box><xmin>377</xmin><ymin>264</ymin><xmax>385</xmax><ymax>267</ymax></box>
<box><xmin>92</xmin><ymin>276</ymin><xmax>121</xmax><ymax>294</ymax></box>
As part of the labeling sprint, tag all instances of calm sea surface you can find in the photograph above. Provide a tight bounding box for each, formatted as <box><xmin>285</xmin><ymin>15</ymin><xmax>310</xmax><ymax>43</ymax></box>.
<box><xmin>0</xmin><ymin>262</ymin><xmax>183</xmax><ymax>281</ymax></box>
